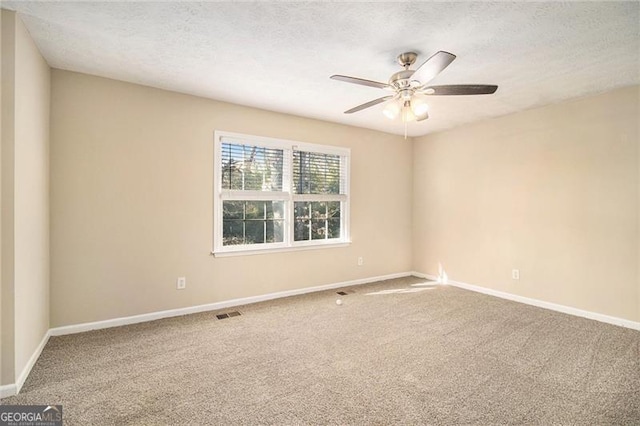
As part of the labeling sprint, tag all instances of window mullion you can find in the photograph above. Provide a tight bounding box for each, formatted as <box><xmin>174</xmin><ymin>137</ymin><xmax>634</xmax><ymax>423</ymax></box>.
<box><xmin>221</xmin><ymin>190</ymin><xmax>289</xmax><ymax>201</ymax></box>
<box><xmin>307</xmin><ymin>202</ymin><xmax>312</xmax><ymax>242</ymax></box>
<box><xmin>324</xmin><ymin>203</ymin><xmax>328</xmax><ymax>240</ymax></box>
<box><xmin>286</xmin><ymin>147</ymin><xmax>294</xmax><ymax>247</ymax></box>
<box><xmin>242</xmin><ymin>201</ymin><xmax>247</xmax><ymax>245</ymax></box>
<box><xmin>292</xmin><ymin>194</ymin><xmax>346</xmax><ymax>202</ymax></box>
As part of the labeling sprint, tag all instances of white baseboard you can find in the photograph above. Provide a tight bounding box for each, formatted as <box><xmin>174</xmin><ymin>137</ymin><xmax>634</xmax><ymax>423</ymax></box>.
<box><xmin>411</xmin><ymin>271</ymin><xmax>438</xmax><ymax>281</ymax></box>
<box><xmin>50</xmin><ymin>271</ymin><xmax>413</xmax><ymax>337</ymax></box>
<box><xmin>412</xmin><ymin>271</ymin><xmax>640</xmax><ymax>331</ymax></box>
<box><xmin>0</xmin><ymin>384</ymin><xmax>17</xmax><ymax>399</ymax></box>
<box><xmin>0</xmin><ymin>329</ymin><xmax>51</xmax><ymax>399</ymax></box>
<box><xmin>16</xmin><ymin>330</ymin><xmax>51</xmax><ymax>394</ymax></box>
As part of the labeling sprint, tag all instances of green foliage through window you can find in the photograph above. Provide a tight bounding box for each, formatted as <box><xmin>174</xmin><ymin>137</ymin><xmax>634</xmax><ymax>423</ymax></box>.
<box><xmin>223</xmin><ymin>201</ymin><xmax>285</xmax><ymax>246</ymax></box>
<box><xmin>294</xmin><ymin>201</ymin><xmax>340</xmax><ymax>241</ymax></box>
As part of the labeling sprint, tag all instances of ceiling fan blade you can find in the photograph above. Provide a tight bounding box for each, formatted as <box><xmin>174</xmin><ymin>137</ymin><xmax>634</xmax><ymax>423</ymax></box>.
<box><xmin>421</xmin><ymin>85</ymin><xmax>498</xmax><ymax>96</ymax></box>
<box><xmin>344</xmin><ymin>96</ymin><xmax>394</xmax><ymax>114</ymax></box>
<box><xmin>331</xmin><ymin>75</ymin><xmax>390</xmax><ymax>90</ymax></box>
<box><xmin>410</xmin><ymin>51</ymin><xmax>456</xmax><ymax>85</ymax></box>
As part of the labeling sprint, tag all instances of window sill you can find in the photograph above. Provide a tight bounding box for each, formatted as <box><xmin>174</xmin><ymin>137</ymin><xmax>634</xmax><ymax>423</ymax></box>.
<box><xmin>212</xmin><ymin>241</ymin><xmax>351</xmax><ymax>257</ymax></box>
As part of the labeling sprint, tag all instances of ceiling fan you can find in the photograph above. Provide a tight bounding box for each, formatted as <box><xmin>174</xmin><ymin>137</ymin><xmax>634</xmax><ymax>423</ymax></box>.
<box><xmin>330</xmin><ymin>51</ymin><xmax>498</xmax><ymax>124</ymax></box>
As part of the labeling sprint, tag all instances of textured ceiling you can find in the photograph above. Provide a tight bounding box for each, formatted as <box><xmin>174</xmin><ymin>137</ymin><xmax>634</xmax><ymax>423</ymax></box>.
<box><xmin>4</xmin><ymin>1</ymin><xmax>639</xmax><ymax>137</ymax></box>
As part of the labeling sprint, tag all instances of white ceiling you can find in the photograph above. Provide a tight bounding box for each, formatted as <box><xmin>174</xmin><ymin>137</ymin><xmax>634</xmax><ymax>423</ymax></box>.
<box><xmin>4</xmin><ymin>1</ymin><xmax>639</xmax><ymax>137</ymax></box>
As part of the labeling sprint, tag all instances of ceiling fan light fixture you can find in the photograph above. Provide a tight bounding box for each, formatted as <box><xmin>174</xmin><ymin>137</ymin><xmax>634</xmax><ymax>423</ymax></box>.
<box><xmin>401</xmin><ymin>101</ymin><xmax>416</xmax><ymax>123</ymax></box>
<box><xmin>411</xmin><ymin>97</ymin><xmax>429</xmax><ymax>116</ymax></box>
<box><xmin>383</xmin><ymin>101</ymin><xmax>401</xmax><ymax>120</ymax></box>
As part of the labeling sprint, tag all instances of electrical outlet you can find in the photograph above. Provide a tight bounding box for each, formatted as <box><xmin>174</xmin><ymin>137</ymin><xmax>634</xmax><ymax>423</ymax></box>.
<box><xmin>357</xmin><ymin>256</ymin><xmax>364</xmax><ymax>266</ymax></box>
<box><xmin>512</xmin><ymin>269</ymin><xmax>520</xmax><ymax>280</ymax></box>
<box><xmin>177</xmin><ymin>277</ymin><xmax>186</xmax><ymax>290</ymax></box>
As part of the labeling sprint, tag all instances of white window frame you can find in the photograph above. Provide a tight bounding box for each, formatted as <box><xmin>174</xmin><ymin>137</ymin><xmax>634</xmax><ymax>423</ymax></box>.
<box><xmin>213</xmin><ymin>131</ymin><xmax>350</xmax><ymax>257</ymax></box>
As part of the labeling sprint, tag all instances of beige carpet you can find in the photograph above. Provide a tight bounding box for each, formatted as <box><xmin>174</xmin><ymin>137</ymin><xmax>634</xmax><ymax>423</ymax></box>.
<box><xmin>2</xmin><ymin>276</ymin><xmax>639</xmax><ymax>425</ymax></box>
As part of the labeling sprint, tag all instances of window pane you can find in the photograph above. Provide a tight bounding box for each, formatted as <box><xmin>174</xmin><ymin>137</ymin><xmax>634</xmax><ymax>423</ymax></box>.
<box><xmin>293</xmin><ymin>151</ymin><xmax>342</xmax><ymax>195</ymax></box>
<box><xmin>222</xmin><ymin>201</ymin><xmax>284</xmax><ymax>246</ymax></box>
<box><xmin>294</xmin><ymin>202</ymin><xmax>309</xmax><ymax>220</ymax></box>
<box><xmin>223</xmin><ymin>201</ymin><xmax>244</xmax><ymax>220</ymax></box>
<box><xmin>266</xmin><ymin>220</ymin><xmax>285</xmax><ymax>243</ymax></box>
<box><xmin>223</xmin><ymin>219</ymin><xmax>244</xmax><ymax>246</ymax></box>
<box><xmin>294</xmin><ymin>220</ymin><xmax>310</xmax><ymax>241</ymax></box>
<box><xmin>266</xmin><ymin>201</ymin><xmax>284</xmax><ymax>220</ymax></box>
<box><xmin>245</xmin><ymin>201</ymin><xmax>265</xmax><ymax>220</ymax></box>
<box><xmin>294</xmin><ymin>202</ymin><xmax>310</xmax><ymax>241</ymax></box>
<box><xmin>221</xmin><ymin>142</ymin><xmax>283</xmax><ymax>191</ymax></box>
<box><xmin>328</xmin><ymin>202</ymin><xmax>341</xmax><ymax>239</ymax></box>
<box><xmin>327</xmin><ymin>201</ymin><xmax>340</xmax><ymax>219</ymax></box>
<box><xmin>244</xmin><ymin>220</ymin><xmax>265</xmax><ymax>244</ymax></box>
<box><xmin>328</xmin><ymin>218</ymin><xmax>340</xmax><ymax>239</ymax></box>
<box><xmin>310</xmin><ymin>202</ymin><xmax>328</xmax><ymax>240</ymax></box>
<box><xmin>311</xmin><ymin>220</ymin><xmax>326</xmax><ymax>240</ymax></box>
<box><xmin>310</xmin><ymin>201</ymin><xmax>326</xmax><ymax>220</ymax></box>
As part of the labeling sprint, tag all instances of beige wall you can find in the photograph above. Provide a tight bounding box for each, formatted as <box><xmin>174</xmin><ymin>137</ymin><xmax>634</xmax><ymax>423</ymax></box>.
<box><xmin>50</xmin><ymin>70</ymin><xmax>413</xmax><ymax>327</ymax></box>
<box><xmin>0</xmin><ymin>9</ymin><xmax>13</xmax><ymax>387</ymax></box>
<box><xmin>0</xmin><ymin>9</ymin><xmax>50</xmax><ymax>386</ymax></box>
<box><xmin>0</xmin><ymin>6</ymin><xmax>3</xmax><ymax>387</ymax></box>
<box><xmin>13</xmin><ymin>12</ymin><xmax>50</xmax><ymax>382</ymax></box>
<box><xmin>413</xmin><ymin>86</ymin><xmax>640</xmax><ymax>322</ymax></box>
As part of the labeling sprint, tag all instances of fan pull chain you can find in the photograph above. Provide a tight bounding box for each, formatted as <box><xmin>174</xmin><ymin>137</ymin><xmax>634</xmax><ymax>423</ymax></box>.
<box><xmin>404</xmin><ymin>121</ymin><xmax>408</xmax><ymax>140</ymax></box>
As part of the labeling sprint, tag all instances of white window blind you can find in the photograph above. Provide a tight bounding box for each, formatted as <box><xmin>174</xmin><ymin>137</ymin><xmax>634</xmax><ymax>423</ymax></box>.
<box><xmin>293</xmin><ymin>151</ymin><xmax>344</xmax><ymax>195</ymax></box>
<box><xmin>221</xmin><ymin>142</ymin><xmax>285</xmax><ymax>192</ymax></box>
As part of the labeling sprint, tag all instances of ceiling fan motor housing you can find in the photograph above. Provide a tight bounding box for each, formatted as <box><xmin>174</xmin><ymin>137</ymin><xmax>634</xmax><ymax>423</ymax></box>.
<box><xmin>397</xmin><ymin>52</ymin><xmax>418</xmax><ymax>68</ymax></box>
<box><xmin>390</xmin><ymin>69</ymin><xmax>417</xmax><ymax>92</ymax></box>
<box><xmin>390</xmin><ymin>70</ymin><xmax>420</xmax><ymax>102</ymax></box>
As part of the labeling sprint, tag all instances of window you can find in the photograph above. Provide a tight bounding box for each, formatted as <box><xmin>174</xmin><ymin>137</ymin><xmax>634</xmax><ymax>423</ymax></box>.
<box><xmin>213</xmin><ymin>131</ymin><xmax>350</xmax><ymax>255</ymax></box>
